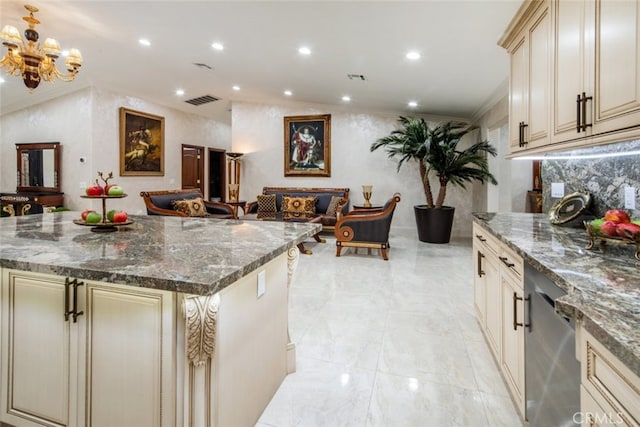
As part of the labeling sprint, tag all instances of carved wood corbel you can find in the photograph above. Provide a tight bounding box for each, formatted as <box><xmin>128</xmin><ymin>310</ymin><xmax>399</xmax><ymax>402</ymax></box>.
<box><xmin>183</xmin><ymin>295</ymin><xmax>219</xmax><ymax>367</ymax></box>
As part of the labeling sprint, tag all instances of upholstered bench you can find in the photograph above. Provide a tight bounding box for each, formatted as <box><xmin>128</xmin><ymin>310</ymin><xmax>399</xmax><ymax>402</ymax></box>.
<box><xmin>140</xmin><ymin>189</ymin><xmax>235</xmax><ymax>219</ymax></box>
<box><xmin>245</xmin><ymin>187</ymin><xmax>350</xmax><ymax>231</ymax></box>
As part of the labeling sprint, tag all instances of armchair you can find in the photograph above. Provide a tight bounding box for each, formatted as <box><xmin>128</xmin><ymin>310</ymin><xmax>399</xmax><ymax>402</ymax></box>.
<box><xmin>140</xmin><ymin>189</ymin><xmax>235</xmax><ymax>219</ymax></box>
<box><xmin>334</xmin><ymin>193</ymin><xmax>401</xmax><ymax>260</ymax></box>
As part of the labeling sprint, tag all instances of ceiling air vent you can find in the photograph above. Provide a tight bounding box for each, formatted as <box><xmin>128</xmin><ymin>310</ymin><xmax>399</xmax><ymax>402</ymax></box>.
<box><xmin>347</xmin><ymin>74</ymin><xmax>366</xmax><ymax>81</ymax></box>
<box><xmin>185</xmin><ymin>95</ymin><xmax>220</xmax><ymax>106</ymax></box>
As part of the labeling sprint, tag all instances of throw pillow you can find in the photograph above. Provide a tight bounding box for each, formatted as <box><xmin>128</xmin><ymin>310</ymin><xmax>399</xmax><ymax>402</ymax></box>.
<box><xmin>325</xmin><ymin>196</ymin><xmax>345</xmax><ymax>216</ymax></box>
<box><xmin>172</xmin><ymin>197</ymin><xmax>208</xmax><ymax>217</ymax></box>
<box><xmin>281</xmin><ymin>195</ymin><xmax>317</xmax><ymax>219</ymax></box>
<box><xmin>256</xmin><ymin>194</ymin><xmax>277</xmax><ymax>213</ymax></box>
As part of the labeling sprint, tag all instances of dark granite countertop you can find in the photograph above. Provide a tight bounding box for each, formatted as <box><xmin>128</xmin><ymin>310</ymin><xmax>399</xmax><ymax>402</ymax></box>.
<box><xmin>0</xmin><ymin>212</ymin><xmax>321</xmax><ymax>296</ymax></box>
<box><xmin>473</xmin><ymin>212</ymin><xmax>640</xmax><ymax>378</ymax></box>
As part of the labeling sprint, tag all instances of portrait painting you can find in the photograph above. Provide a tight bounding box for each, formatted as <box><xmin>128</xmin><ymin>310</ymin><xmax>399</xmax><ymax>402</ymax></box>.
<box><xmin>284</xmin><ymin>114</ymin><xmax>331</xmax><ymax>177</ymax></box>
<box><xmin>119</xmin><ymin>107</ymin><xmax>165</xmax><ymax>176</ymax></box>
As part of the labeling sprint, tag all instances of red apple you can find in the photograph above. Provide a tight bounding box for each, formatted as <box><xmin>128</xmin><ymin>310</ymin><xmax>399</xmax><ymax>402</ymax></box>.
<box><xmin>604</xmin><ymin>209</ymin><xmax>630</xmax><ymax>223</ymax></box>
<box><xmin>104</xmin><ymin>183</ymin><xmax>117</xmax><ymax>193</ymax></box>
<box><xmin>112</xmin><ymin>211</ymin><xmax>128</xmax><ymax>223</ymax></box>
<box><xmin>600</xmin><ymin>220</ymin><xmax>619</xmax><ymax>237</ymax></box>
<box><xmin>616</xmin><ymin>222</ymin><xmax>640</xmax><ymax>239</ymax></box>
<box><xmin>81</xmin><ymin>209</ymin><xmax>95</xmax><ymax>220</ymax></box>
<box><xmin>85</xmin><ymin>184</ymin><xmax>104</xmax><ymax>196</ymax></box>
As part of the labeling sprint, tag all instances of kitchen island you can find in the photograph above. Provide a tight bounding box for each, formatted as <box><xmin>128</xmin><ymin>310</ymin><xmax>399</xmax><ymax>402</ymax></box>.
<box><xmin>473</xmin><ymin>212</ymin><xmax>640</xmax><ymax>424</ymax></box>
<box><xmin>0</xmin><ymin>212</ymin><xmax>321</xmax><ymax>427</ymax></box>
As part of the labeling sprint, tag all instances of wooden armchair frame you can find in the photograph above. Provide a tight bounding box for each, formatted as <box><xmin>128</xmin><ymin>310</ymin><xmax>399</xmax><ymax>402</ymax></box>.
<box><xmin>334</xmin><ymin>193</ymin><xmax>401</xmax><ymax>260</ymax></box>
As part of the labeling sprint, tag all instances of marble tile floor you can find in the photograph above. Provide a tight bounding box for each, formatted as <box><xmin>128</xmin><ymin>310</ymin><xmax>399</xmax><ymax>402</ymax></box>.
<box><xmin>256</xmin><ymin>228</ymin><xmax>523</xmax><ymax>427</ymax></box>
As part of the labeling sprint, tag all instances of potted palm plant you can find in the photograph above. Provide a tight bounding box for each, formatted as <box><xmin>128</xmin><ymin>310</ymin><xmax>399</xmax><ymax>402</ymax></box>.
<box><xmin>371</xmin><ymin>117</ymin><xmax>497</xmax><ymax>243</ymax></box>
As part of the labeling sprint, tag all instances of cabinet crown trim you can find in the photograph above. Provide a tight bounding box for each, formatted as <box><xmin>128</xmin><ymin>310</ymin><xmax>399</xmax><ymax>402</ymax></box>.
<box><xmin>498</xmin><ymin>0</ymin><xmax>547</xmax><ymax>48</ymax></box>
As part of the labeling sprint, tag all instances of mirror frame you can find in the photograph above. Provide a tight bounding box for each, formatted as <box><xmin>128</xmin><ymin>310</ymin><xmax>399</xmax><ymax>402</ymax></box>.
<box><xmin>16</xmin><ymin>142</ymin><xmax>61</xmax><ymax>193</ymax></box>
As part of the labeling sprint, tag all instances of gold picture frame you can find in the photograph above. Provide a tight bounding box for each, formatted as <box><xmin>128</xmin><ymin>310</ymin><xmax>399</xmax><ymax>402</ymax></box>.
<box><xmin>119</xmin><ymin>107</ymin><xmax>165</xmax><ymax>176</ymax></box>
<box><xmin>284</xmin><ymin>114</ymin><xmax>331</xmax><ymax>177</ymax></box>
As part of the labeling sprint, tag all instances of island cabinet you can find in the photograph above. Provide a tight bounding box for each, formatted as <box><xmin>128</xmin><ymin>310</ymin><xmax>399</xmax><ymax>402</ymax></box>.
<box><xmin>551</xmin><ymin>0</ymin><xmax>640</xmax><ymax>146</ymax></box>
<box><xmin>472</xmin><ymin>223</ymin><xmax>526</xmax><ymax>419</ymax></box>
<box><xmin>578</xmin><ymin>327</ymin><xmax>640</xmax><ymax>426</ymax></box>
<box><xmin>504</xmin><ymin>0</ymin><xmax>551</xmax><ymax>153</ymax></box>
<box><xmin>0</xmin><ymin>269</ymin><xmax>176</xmax><ymax>427</ymax></box>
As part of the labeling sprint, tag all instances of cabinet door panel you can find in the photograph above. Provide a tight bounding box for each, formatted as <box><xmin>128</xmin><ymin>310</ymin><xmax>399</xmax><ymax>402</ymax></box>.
<box><xmin>594</xmin><ymin>0</ymin><xmax>640</xmax><ymax>133</ymax></box>
<box><xmin>1</xmin><ymin>271</ymin><xmax>70</xmax><ymax>427</ymax></box>
<box><xmin>510</xmin><ymin>36</ymin><xmax>528</xmax><ymax>152</ymax></box>
<box><xmin>85</xmin><ymin>285</ymin><xmax>174</xmax><ymax>427</ymax></box>
<box><xmin>528</xmin><ymin>5</ymin><xmax>551</xmax><ymax>147</ymax></box>
<box><xmin>500</xmin><ymin>275</ymin><xmax>525</xmax><ymax>415</ymax></box>
<box><xmin>473</xmin><ymin>246</ymin><xmax>487</xmax><ymax>326</ymax></box>
<box><xmin>483</xmin><ymin>255</ymin><xmax>501</xmax><ymax>360</ymax></box>
<box><xmin>553</xmin><ymin>0</ymin><xmax>589</xmax><ymax>143</ymax></box>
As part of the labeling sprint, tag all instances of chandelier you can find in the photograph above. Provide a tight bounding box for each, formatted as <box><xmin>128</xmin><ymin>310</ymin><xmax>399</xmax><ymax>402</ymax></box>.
<box><xmin>0</xmin><ymin>4</ymin><xmax>83</xmax><ymax>91</ymax></box>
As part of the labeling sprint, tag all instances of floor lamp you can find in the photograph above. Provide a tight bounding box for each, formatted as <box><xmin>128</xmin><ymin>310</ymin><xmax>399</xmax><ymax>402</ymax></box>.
<box><xmin>226</xmin><ymin>152</ymin><xmax>243</xmax><ymax>202</ymax></box>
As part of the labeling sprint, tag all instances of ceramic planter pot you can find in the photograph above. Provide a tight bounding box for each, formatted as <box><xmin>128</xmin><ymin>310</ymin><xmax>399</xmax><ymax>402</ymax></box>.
<box><xmin>414</xmin><ymin>205</ymin><xmax>455</xmax><ymax>243</ymax></box>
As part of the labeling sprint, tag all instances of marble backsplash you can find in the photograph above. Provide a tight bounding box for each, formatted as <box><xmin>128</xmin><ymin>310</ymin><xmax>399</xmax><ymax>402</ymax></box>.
<box><xmin>541</xmin><ymin>139</ymin><xmax>640</xmax><ymax>218</ymax></box>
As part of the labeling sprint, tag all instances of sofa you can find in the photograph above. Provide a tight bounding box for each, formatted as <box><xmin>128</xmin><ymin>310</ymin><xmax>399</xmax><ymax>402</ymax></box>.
<box><xmin>245</xmin><ymin>187</ymin><xmax>350</xmax><ymax>231</ymax></box>
<box><xmin>139</xmin><ymin>189</ymin><xmax>235</xmax><ymax>219</ymax></box>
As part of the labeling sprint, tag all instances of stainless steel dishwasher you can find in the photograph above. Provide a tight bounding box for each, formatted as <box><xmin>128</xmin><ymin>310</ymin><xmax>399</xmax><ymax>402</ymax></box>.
<box><xmin>524</xmin><ymin>263</ymin><xmax>580</xmax><ymax>427</ymax></box>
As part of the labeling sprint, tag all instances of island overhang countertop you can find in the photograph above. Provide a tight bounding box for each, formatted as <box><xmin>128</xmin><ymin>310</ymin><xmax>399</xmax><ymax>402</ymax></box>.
<box><xmin>474</xmin><ymin>212</ymin><xmax>640</xmax><ymax>379</ymax></box>
<box><xmin>0</xmin><ymin>212</ymin><xmax>321</xmax><ymax>295</ymax></box>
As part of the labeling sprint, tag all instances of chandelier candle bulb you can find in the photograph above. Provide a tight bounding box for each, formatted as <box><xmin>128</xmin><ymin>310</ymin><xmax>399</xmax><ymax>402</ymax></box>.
<box><xmin>362</xmin><ymin>185</ymin><xmax>373</xmax><ymax>208</ymax></box>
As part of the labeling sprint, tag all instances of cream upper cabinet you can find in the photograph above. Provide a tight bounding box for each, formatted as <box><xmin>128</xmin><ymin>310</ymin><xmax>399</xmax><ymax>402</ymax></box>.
<box><xmin>502</xmin><ymin>1</ymin><xmax>551</xmax><ymax>153</ymax></box>
<box><xmin>553</xmin><ymin>0</ymin><xmax>640</xmax><ymax>144</ymax></box>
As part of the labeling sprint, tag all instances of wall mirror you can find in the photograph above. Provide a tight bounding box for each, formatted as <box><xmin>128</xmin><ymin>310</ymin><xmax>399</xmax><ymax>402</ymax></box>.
<box><xmin>16</xmin><ymin>142</ymin><xmax>61</xmax><ymax>193</ymax></box>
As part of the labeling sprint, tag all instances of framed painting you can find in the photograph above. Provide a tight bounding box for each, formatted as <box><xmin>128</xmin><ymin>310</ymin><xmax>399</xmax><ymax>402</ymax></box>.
<box><xmin>284</xmin><ymin>114</ymin><xmax>331</xmax><ymax>177</ymax></box>
<box><xmin>119</xmin><ymin>107</ymin><xmax>165</xmax><ymax>176</ymax></box>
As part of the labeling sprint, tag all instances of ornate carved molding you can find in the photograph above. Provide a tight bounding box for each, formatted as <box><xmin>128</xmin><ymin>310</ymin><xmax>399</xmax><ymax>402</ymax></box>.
<box><xmin>287</xmin><ymin>246</ymin><xmax>299</xmax><ymax>288</ymax></box>
<box><xmin>183</xmin><ymin>295</ymin><xmax>219</xmax><ymax>367</ymax></box>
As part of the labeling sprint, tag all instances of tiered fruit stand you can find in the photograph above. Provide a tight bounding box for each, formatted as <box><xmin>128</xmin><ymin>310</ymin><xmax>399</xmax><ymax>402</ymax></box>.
<box><xmin>73</xmin><ymin>172</ymin><xmax>133</xmax><ymax>232</ymax></box>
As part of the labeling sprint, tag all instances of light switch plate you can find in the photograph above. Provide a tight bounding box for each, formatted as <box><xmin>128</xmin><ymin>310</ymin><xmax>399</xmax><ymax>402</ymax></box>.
<box><xmin>257</xmin><ymin>270</ymin><xmax>266</xmax><ymax>298</ymax></box>
<box><xmin>551</xmin><ymin>182</ymin><xmax>565</xmax><ymax>198</ymax></box>
<box><xmin>625</xmin><ymin>186</ymin><xmax>636</xmax><ymax>209</ymax></box>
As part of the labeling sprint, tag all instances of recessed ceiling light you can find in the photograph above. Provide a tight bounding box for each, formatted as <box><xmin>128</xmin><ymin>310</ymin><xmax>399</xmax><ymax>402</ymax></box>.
<box><xmin>176</xmin><ymin>89</ymin><xmax>185</xmax><ymax>96</ymax></box>
<box><xmin>0</xmin><ymin>77</ymin><xmax>5</xmax><ymax>84</ymax></box>
<box><xmin>406</xmin><ymin>51</ymin><xmax>421</xmax><ymax>60</ymax></box>
<box><xmin>408</xmin><ymin>101</ymin><xmax>418</xmax><ymax>108</ymax></box>
<box><xmin>284</xmin><ymin>90</ymin><xmax>293</xmax><ymax>96</ymax></box>
<box><xmin>342</xmin><ymin>95</ymin><xmax>351</xmax><ymax>102</ymax></box>
<box><xmin>298</xmin><ymin>46</ymin><xmax>311</xmax><ymax>55</ymax></box>
<box><xmin>139</xmin><ymin>39</ymin><xmax>151</xmax><ymax>47</ymax></box>
<box><xmin>232</xmin><ymin>85</ymin><xmax>240</xmax><ymax>91</ymax></box>
<box><xmin>211</xmin><ymin>42</ymin><xmax>224</xmax><ymax>51</ymax></box>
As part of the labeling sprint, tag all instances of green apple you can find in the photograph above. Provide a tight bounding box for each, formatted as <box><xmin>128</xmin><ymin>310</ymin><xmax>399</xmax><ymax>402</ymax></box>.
<box><xmin>107</xmin><ymin>185</ymin><xmax>124</xmax><ymax>196</ymax></box>
<box><xmin>85</xmin><ymin>212</ymin><xmax>102</xmax><ymax>224</ymax></box>
<box><xmin>590</xmin><ymin>218</ymin><xmax>605</xmax><ymax>233</ymax></box>
<box><xmin>107</xmin><ymin>209</ymin><xmax>118</xmax><ymax>222</ymax></box>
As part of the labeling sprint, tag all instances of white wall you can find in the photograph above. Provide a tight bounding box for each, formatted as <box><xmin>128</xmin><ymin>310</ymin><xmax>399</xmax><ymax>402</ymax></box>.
<box><xmin>231</xmin><ymin>101</ymin><xmax>479</xmax><ymax>238</ymax></box>
<box><xmin>1</xmin><ymin>87</ymin><xmax>231</xmax><ymax>214</ymax></box>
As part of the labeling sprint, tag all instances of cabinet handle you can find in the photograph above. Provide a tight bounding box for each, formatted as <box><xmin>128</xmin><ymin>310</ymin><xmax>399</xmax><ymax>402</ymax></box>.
<box><xmin>513</xmin><ymin>293</ymin><xmax>531</xmax><ymax>330</ymax></box>
<box><xmin>521</xmin><ymin>122</ymin><xmax>528</xmax><ymax>146</ymax></box>
<box><xmin>499</xmin><ymin>256</ymin><xmax>515</xmax><ymax>268</ymax></box>
<box><xmin>576</xmin><ymin>94</ymin><xmax>582</xmax><ymax>132</ymax></box>
<box><xmin>72</xmin><ymin>280</ymin><xmax>84</xmax><ymax>323</ymax></box>
<box><xmin>475</xmin><ymin>234</ymin><xmax>487</xmax><ymax>242</ymax></box>
<box><xmin>580</xmin><ymin>92</ymin><xmax>593</xmax><ymax>132</ymax></box>
<box><xmin>64</xmin><ymin>277</ymin><xmax>72</xmax><ymax>322</ymax></box>
<box><xmin>477</xmin><ymin>251</ymin><xmax>485</xmax><ymax>277</ymax></box>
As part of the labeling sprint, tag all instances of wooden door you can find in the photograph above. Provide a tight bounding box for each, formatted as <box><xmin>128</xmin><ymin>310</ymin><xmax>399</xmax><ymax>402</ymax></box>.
<box><xmin>208</xmin><ymin>148</ymin><xmax>226</xmax><ymax>201</ymax></box>
<box><xmin>181</xmin><ymin>145</ymin><xmax>204</xmax><ymax>195</ymax></box>
<box><xmin>0</xmin><ymin>270</ymin><xmax>73</xmax><ymax>427</ymax></box>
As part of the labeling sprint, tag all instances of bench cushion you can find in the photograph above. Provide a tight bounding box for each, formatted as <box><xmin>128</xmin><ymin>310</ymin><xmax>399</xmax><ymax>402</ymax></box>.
<box><xmin>282</xmin><ymin>195</ymin><xmax>317</xmax><ymax>219</ymax></box>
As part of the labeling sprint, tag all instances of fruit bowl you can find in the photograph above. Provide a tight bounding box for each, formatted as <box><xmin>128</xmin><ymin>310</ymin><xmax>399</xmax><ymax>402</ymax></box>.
<box><xmin>73</xmin><ymin>218</ymin><xmax>133</xmax><ymax>233</ymax></box>
<box><xmin>584</xmin><ymin>220</ymin><xmax>640</xmax><ymax>260</ymax></box>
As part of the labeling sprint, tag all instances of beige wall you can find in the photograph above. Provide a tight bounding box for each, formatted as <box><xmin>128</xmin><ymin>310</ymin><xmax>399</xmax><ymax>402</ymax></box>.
<box><xmin>231</xmin><ymin>101</ymin><xmax>479</xmax><ymax>238</ymax></box>
<box><xmin>0</xmin><ymin>87</ymin><xmax>231</xmax><ymax>214</ymax></box>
